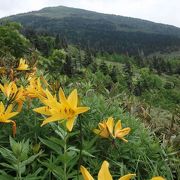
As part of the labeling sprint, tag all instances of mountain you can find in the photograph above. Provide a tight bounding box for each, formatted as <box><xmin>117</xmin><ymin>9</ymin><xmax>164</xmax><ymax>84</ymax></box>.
<box><xmin>2</xmin><ymin>6</ymin><xmax>180</xmax><ymax>55</ymax></box>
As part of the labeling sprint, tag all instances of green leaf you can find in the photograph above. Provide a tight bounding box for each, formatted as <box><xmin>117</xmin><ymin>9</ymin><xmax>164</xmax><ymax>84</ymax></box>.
<box><xmin>9</xmin><ymin>136</ymin><xmax>30</xmax><ymax>161</ymax></box>
<box><xmin>68</xmin><ymin>147</ymin><xmax>95</xmax><ymax>158</ymax></box>
<box><xmin>0</xmin><ymin>147</ymin><xmax>17</xmax><ymax>164</ymax></box>
<box><xmin>23</xmin><ymin>168</ymin><xmax>43</xmax><ymax>180</ymax></box>
<box><xmin>0</xmin><ymin>162</ymin><xmax>16</xmax><ymax>170</ymax></box>
<box><xmin>50</xmin><ymin>123</ymin><xmax>67</xmax><ymax>140</ymax></box>
<box><xmin>21</xmin><ymin>151</ymin><xmax>42</xmax><ymax>167</ymax></box>
<box><xmin>39</xmin><ymin>137</ymin><xmax>62</xmax><ymax>154</ymax></box>
<box><xmin>0</xmin><ymin>174</ymin><xmax>14</xmax><ymax>180</ymax></box>
<box><xmin>48</xmin><ymin>137</ymin><xmax>65</xmax><ymax>148</ymax></box>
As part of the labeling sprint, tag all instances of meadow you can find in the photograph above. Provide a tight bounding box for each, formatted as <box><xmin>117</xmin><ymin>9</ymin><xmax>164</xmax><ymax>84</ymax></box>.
<box><xmin>0</xmin><ymin>21</ymin><xmax>179</xmax><ymax>180</ymax></box>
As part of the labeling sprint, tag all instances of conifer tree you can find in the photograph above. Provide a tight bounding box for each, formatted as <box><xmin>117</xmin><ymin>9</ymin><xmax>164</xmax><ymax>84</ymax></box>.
<box><xmin>55</xmin><ymin>34</ymin><xmax>62</xmax><ymax>49</ymax></box>
<box><xmin>55</xmin><ymin>34</ymin><xmax>68</xmax><ymax>49</ymax></box>
<box><xmin>99</xmin><ymin>61</ymin><xmax>109</xmax><ymax>75</ymax></box>
<box><xmin>110</xmin><ymin>65</ymin><xmax>118</xmax><ymax>82</ymax></box>
<box><xmin>63</xmin><ymin>55</ymin><xmax>73</xmax><ymax>77</ymax></box>
<box><xmin>82</xmin><ymin>48</ymin><xmax>93</xmax><ymax>67</ymax></box>
<box><xmin>123</xmin><ymin>61</ymin><xmax>133</xmax><ymax>93</ymax></box>
<box><xmin>61</xmin><ymin>36</ymin><xmax>68</xmax><ymax>49</ymax></box>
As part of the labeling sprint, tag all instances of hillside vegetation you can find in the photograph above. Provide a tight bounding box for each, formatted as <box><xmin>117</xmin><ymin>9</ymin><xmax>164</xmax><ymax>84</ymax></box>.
<box><xmin>0</xmin><ymin>19</ymin><xmax>179</xmax><ymax>180</ymax></box>
<box><xmin>2</xmin><ymin>6</ymin><xmax>180</xmax><ymax>55</ymax></box>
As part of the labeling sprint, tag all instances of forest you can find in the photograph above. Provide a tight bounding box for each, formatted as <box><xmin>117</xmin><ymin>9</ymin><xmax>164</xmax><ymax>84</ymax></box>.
<box><xmin>5</xmin><ymin>6</ymin><xmax>180</xmax><ymax>56</ymax></box>
<box><xmin>0</xmin><ymin>18</ymin><xmax>179</xmax><ymax>180</ymax></box>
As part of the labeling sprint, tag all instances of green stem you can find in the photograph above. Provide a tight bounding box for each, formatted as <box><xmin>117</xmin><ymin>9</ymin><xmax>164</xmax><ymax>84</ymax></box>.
<box><xmin>34</xmin><ymin>115</ymin><xmax>37</xmax><ymax>143</ymax></box>
<box><xmin>77</xmin><ymin>115</ymin><xmax>83</xmax><ymax>180</ymax></box>
<box><xmin>113</xmin><ymin>140</ymin><xmax>121</xmax><ymax>158</ymax></box>
<box><xmin>17</xmin><ymin>161</ymin><xmax>22</xmax><ymax>180</ymax></box>
<box><xmin>64</xmin><ymin>135</ymin><xmax>68</xmax><ymax>180</ymax></box>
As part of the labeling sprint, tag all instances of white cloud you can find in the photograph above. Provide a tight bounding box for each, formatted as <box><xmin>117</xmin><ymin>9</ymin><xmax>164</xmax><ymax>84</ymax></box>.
<box><xmin>0</xmin><ymin>0</ymin><xmax>179</xmax><ymax>27</ymax></box>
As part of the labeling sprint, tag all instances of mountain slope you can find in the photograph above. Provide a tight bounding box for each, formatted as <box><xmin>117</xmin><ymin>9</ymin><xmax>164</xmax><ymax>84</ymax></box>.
<box><xmin>3</xmin><ymin>6</ymin><xmax>180</xmax><ymax>55</ymax></box>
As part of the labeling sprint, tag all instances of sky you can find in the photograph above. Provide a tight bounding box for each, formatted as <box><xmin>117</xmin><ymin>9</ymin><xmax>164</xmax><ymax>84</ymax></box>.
<box><xmin>0</xmin><ymin>0</ymin><xmax>179</xmax><ymax>27</ymax></box>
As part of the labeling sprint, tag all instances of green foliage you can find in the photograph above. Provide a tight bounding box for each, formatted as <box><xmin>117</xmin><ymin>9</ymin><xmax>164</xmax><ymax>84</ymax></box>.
<box><xmin>48</xmin><ymin>49</ymin><xmax>67</xmax><ymax>74</ymax></box>
<box><xmin>5</xmin><ymin>6</ymin><xmax>180</xmax><ymax>55</ymax></box>
<box><xmin>123</xmin><ymin>61</ymin><xmax>134</xmax><ymax>93</ymax></box>
<box><xmin>99</xmin><ymin>61</ymin><xmax>109</xmax><ymax>75</ymax></box>
<box><xmin>0</xmin><ymin>19</ymin><xmax>179</xmax><ymax>180</ymax></box>
<box><xmin>82</xmin><ymin>49</ymin><xmax>94</xmax><ymax>67</ymax></box>
<box><xmin>98</xmin><ymin>53</ymin><xmax>133</xmax><ymax>64</ymax></box>
<box><xmin>109</xmin><ymin>65</ymin><xmax>118</xmax><ymax>83</ymax></box>
<box><xmin>0</xmin><ymin>22</ymin><xmax>30</xmax><ymax>58</ymax></box>
<box><xmin>35</xmin><ymin>35</ymin><xmax>55</xmax><ymax>57</ymax></box>
<box><xmin>55</xmin><ymin>34</ymin><xmax>68</xmax><ymax>49</ymax></box>
<box><xmin>78</xmin><ymin>94</ymin><xmax>173</xmax><ymax>179</ymax></box>
<box><xmin>134</xmin><ymin>68</ymin><xmax>163</xmax><ymax>96</ymax></box>
<box><xmin>0</xmin><ymin>137</ymin><xmax>42</xmax><ymax>178</ymax></box>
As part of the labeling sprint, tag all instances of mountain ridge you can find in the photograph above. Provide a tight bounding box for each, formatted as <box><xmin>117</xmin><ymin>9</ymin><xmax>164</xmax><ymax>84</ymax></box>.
<box><xmin>5</xmin><ymin>6</ymin><xmax>180</xmax><ymax>36</ymax></box>
<box><xmin>2</xmin><ymin>6</ymin><xmax>180</xmax><ymax>55</ymax></box>
<box><xmin>7</xmin><ymin>6</ymin><xmax>180</xmax><ymax>28</ymax></box>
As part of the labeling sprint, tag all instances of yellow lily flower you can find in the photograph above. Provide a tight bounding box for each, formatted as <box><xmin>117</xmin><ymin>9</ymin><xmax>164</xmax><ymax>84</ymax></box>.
<box><xmin>151</xmin><ymin>177</ymin><xmax>166</xmax><ymax>180</ymax></box>
<box><xmin>26</xmin><ymin>78</ymin><xmax>46</xmax><ymax>98</ymax></box>
<box><xmin>17</xmin><ymin>58</ymin><xmax>29</xmax><ymax>71</ymax></box>
<box><xmin>34</xmin><ymin>88</ymin><xmax>89</xmax><ymax>131</ymax></box>
<box><xmin>27</xmin><ymin>67</ymin><xmax>37</xmax><ymax>81</ymax></box>
<box><xmin>53</xmin><ymin>88</ymin><xmax>90</xmax><ymax>131</ymax></box>
<box><xmin>80</xmin><ymin>160</ymin><xmax>136</xmax><ymax>180</ymax></box>
<box><xmin>94</xmin><ymin>117</ymin><xmax>131</xmax><ymax>142</ymax></box>
<box><xmin>0</xmin><ymin>81</ymin><xmax>17</xmax><ymax>99</ymax></box>
<box><xmin>34</xmin><ymin>89</ymin><xmax>60</xmax><ymax>116</ymax></box>
<box><xmin>93</xmin><ymin>121</ymin><xmax>109</xmax><ymax>138</ymax></box>
<box><xmin>0</xmin><ymin>82</ymin><xmax>25</xmax><ymax>111</ymax></box>
<box><xmin>14</xmin><ymin>86</ymin><xmax>26</xmax><ymax>112</ymax></box>
<box><xmin>0</xmin><ymin>102</ymin><xmax>19</xmax><ymax>137</ymax></box>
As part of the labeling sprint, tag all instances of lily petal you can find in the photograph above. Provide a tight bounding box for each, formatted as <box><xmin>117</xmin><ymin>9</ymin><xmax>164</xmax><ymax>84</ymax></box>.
<box><xmin>4</xmin><ymin>112</ymin><xmax>19</xmax><ymax>120</ymax></box>
<box><xmin>98</xmin><ymin>161</ymin><xmax>113</xmax><ymax>180</ymax></box>
<box><xmin>151</xmin><ymin>177</ymin><xmax>166</xmax><ymax>180</ymax></box>
<box><xmin>67</xmin><ymin>89</ymin><xmax>78</xmax><ymax>109</ymax></box>
<box><xmin>120</xmin><ymin>137</ymin><xmax>128</xmax><ymax>143</ymax></box>
<box><xmin>75</xmin><ymin>107</ymin><xmax>90</xmax><ymax>115</ymax></box>
<box><xmin>106</xmin><ymin>117</ymin><xmax>114</xmax><ymax>136</ymax></box>
<box><xmin>41</xmin><ymin>114</ymin><xmax>66</xmax><ymax>126</ymax></box>
<box><xmin>0</xmin><ymin>102</ymin><xmax>5</xmax><ymax>112</ymax></box>
<box><xmin>80</xmin><ymin>166</ymin><xmax>94</xmax><ymax>180</ymax></box>
<box><xmin>33</xmin><ymin>106</ymin><xmax>52</xmax><ymax>116</ymax></box>
<box><xmin>66</xmin><ymin>117</ymin><xmax>76</xmax><ymax>131</ymax></box>
<box><xmin>116</xmin><ymin>128</ymin><xmax>131</xmax><ymax>139</ymax></box>
<box><xmin>59</xmin><ymin>88</ymin><xmax>68</xmax><ymax>104</ymax></box>
<box><xmin>114</xmin><ymin>120</ymin><xmax>122</xmax><ymax>137</ymax></box>
<box><xmin>94</xmin><ymin>127</ymin><xmax>109</xmax><ymax>138</ymax></box>
<box><xmin>119</xmin><ymin>174</ymin><xmax>136</xmax><ymax>180</ymax></box>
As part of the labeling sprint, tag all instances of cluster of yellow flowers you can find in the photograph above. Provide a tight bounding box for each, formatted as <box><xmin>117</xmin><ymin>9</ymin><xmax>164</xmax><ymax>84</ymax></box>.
<box><xmin>0</xmin><ymin>58</ymin><xmax>29</xmax><ymax>72</ymax></box>
<box><xmin>81</xmin><ymin>161</ymin><xmax>136</xmax><ymax>180</ymax></box>
<box><xmin>16</xmin><ymin>58</ymin><xmax>29</xmax><ymax>71</ymax></box>
<box><xmin>81</xmin><ymin>160</ymin><xmax>165</xmax><ymax>180</ymax></box>
<box><xmin>0</xmin><ymin>58</ymin><xmax>90</xmax><ymax>134</ymax></box>
<box><xmin>0</xmin><ymin>58</ymin><xmax>40</xmax><ymax>136</ymax></box>
<box><xmin>0</xmin><ymin>58</ymin><xmax>166</xmax><ymax>179</ymax></box>
<box><xmin>94</xmin><ymin>117</ymin><xmax>131</xmax><ymax>142</ymax></box>
<box><xmin>0</xmin><ymin>82</ymin><xmax>25</xmax><ymax>137</ymax></box>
